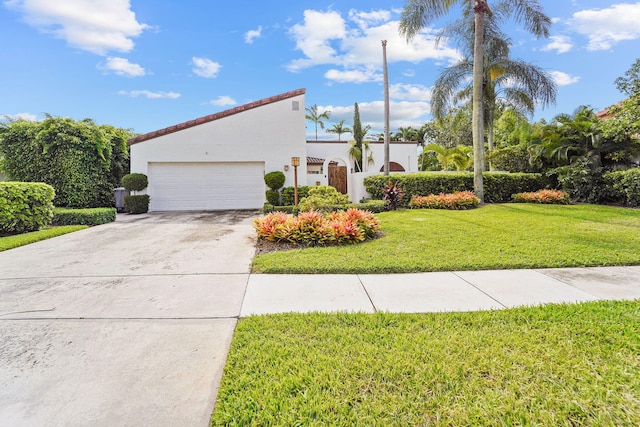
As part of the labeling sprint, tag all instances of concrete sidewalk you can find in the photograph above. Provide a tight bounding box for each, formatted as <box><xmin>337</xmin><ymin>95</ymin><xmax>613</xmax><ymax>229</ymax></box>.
<box><xmin>241</xmin><ymin>266</ymin><xmax>640</xmax><ymax>316</ymax></box>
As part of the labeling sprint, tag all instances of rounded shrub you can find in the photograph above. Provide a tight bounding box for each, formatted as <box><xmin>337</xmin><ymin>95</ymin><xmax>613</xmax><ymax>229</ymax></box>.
<box><xmin>0</xmin><ymin>182</ymin><xmax>55</xmax><ymax>234</ymax></box>
<box><xmin>122</xmin><ymin>173</ymin><xmax>148</xmax><ymax>192</ymax></box>
<box><xmin>266</xmin><ymin>189</ymin><xmax>280</xmax><ymax>205</ymax></box>
<box><xmin>124</xmin><ymin>194</ymin><xmax>150</xmax><ymax>214</ymax></box>
<box><xmin>264</xmin><ymin>171</ymin><xmax>286</xmax><ymax>190</ymax></box>
<box><xmin>298</xmin><ymin>186</ymin><xmax>350</xmax><ymax>212</ymax></box>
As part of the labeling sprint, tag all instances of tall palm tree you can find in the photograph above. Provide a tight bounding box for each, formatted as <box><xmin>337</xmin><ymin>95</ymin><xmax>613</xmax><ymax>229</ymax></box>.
<box><xmin>327</xmin><ymin>120</ymin><xmax>352</xmax><ymax>141</ymax></box>
<box><xmin>400</xmin><ymin>0</ymin><xmax>552</xmax><ymax>202</ymax></box>
<box><xmin>431</xmin><ymin>17</ymin><xmax>556</xmax><ymax>170</ymax></box>
<box><xmin>305</xmin><ymin>104</ymin><xmax>331</xmax><ymax>141</ymax></box>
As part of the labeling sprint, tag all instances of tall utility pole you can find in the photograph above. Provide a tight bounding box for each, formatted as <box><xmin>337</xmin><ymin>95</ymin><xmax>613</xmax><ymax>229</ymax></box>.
<box><xmin>382</xmin><ymin>40</ymin><xmax>390</xmax><ymax>176</ymax></box>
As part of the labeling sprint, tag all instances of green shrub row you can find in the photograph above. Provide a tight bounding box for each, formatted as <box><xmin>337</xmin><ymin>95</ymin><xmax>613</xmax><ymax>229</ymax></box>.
<box><xmin>0</xmin><ymin>182</ymin><xmax>55</xmax><ymax>234</ymax></box>
<box><xmin>604</xmin><ymin>168</ymin><xmax>640</xmax><ymax>207</ymax></box>
<box><xmin>364</xmin><ymin>172</ymin><xmax>547</xmax><ymax>205</ymax></box>
<box><xmin>52</xmin><ymin>207</ymin><xmax>117</xmax><ymax>226</ymax></box>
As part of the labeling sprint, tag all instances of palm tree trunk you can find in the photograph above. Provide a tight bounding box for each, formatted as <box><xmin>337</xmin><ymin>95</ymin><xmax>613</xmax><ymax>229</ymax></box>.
<box><xmin>472</xmin><ymin>1</ymin><xmax>486</xmax><ymax>203</ymax></box>
<box><xmin>382</xmin><ymin>40</ymin><xmax>390</xmax><ymax>176</ymax></box>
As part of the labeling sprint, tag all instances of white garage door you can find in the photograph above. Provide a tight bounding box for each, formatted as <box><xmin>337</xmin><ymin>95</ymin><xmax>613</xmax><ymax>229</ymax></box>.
<box><xmin>147</xmin><ymin>162</ymin><xmax>265</xmax><ymax>211</ymax></box>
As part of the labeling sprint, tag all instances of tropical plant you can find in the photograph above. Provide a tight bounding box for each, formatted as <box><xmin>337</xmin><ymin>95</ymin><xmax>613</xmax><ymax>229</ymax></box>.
<box><xmin>382</xmin><ymin>181</ymin><xmax>405</xmax><ymax>210</ymax></box>
<box><xmin>599</xmin><ymin>58</ymin><xmax>640</xmax><ymax>163</ymax></box>
<box><xmin>305</xmin><ymin>104</ymin><xmax>331</xmax><ymax>141</ymax></box>
<box><xmin>532</xmin><ymin>107</ymin><xmax>608</xmax><ymax>168</ymax></box>
<box><xmin>327</xmin><ymin>120</ymin><xmax>352</xmax><ymax>141</ymax></box>
<box><xmin>400</xmin><ymin>0</ymin><xmax>552</xmax><ymax>202</ymax></box>
<box><xmin>423</xmin><ymin>144</ymin><xmax>473</xmax><ymax>171</ymax></box>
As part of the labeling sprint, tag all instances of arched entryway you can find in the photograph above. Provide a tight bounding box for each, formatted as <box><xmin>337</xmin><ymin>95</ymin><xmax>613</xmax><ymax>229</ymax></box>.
<box><xmin>379</xmin><ymin>161</ymin><xmax>405</xmax><ymax>172</ymax></box>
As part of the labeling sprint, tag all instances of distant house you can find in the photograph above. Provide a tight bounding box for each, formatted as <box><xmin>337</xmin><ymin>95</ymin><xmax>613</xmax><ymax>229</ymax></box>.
<box><xmin>128</xmin><ymin>88</ymin><xmax>417</xmax><ymax>211</ymax></box>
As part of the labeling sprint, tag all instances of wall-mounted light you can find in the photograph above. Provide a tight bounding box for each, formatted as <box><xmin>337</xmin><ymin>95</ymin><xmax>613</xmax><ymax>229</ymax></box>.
<box><xmin>284</xmin><ymin>165</ymin><xmax>289</xmax><ymax>171</ymax></box>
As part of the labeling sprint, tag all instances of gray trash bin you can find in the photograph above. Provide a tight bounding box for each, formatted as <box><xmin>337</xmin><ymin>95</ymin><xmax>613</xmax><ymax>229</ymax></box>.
<box><xmin>114</xmin><ymin>187</ymin><xmax>130</xmax><ymax>212</ymax></box>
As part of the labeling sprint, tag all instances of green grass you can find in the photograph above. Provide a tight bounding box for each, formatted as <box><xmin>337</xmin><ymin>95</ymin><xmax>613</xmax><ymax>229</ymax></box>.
<box><xmin>211</xmin><ymin>300</ymin><xmax>640</xmax><ymax>426</ymax></box>
<box><xmin>0</xmin><ymin>225</ymin><xmax>88</xmax><ymax>251</ymax></box>
<box><xmin>252</xmin><ymin>204</ymin><xmax>640</xmax><ymax>273</ymax></box>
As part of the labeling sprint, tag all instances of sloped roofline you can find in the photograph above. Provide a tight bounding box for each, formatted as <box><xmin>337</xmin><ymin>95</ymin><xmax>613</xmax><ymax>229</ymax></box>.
<box><xmin>127</xmin><ymin>88</ymin><xmax>306</xmax><ymax>146</ymax></box>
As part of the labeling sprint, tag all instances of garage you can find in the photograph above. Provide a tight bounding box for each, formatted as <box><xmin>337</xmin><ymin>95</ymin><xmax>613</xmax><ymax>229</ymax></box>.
<box><xmin>148</xmin><ymin>162</ymin><xmax>265</xmax><ymax>211</ymax></box>
<box><xmin>128</xmin><ymin>89</ymin><xmax>307</xmax><ymax>211</ymax></box>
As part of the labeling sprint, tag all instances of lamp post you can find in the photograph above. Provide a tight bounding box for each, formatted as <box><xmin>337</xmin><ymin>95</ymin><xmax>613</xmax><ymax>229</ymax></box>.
<box><xmin>291</xmin><ymin>156</ymin><xmax>300</xmax><ymax>206</ymax></box>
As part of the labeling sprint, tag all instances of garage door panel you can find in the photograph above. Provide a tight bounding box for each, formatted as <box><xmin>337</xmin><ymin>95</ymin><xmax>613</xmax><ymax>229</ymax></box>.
<box><xmin>148</xmin><ymin>162</ymin><xmax>265</xmax><ymax>211</ymax></box>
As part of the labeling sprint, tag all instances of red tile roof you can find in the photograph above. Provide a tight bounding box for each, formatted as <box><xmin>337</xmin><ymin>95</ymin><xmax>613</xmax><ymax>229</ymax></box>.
<box><xmin>127</xmin><ymin>88</ymin><xmax>306</xmax><ymax>146</ymax></box>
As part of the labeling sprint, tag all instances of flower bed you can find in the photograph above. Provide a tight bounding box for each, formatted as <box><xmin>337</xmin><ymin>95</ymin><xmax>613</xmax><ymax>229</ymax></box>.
<box><xmin>409</xmin><ymin>191</ymin><xmax>480</xmax><ymax>210</ymax></box>
<box><xmin>512</xmin><ymin>189</ymin><xmax>571</xmax><ymax>204</ymax></box>
<box><xmin>253</xmin><ymin>208</ymin><xmax>380</xmax><ymax>245</ymax></box>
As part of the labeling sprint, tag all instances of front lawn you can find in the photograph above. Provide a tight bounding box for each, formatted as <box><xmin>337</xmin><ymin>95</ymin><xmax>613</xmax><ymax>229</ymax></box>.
<box><xmin>0</xmin><ymin>225</ymin><xmax>87</xmax><ymax>251</ymax></box>
<box><xmin>211</xmin><ymin>300</ymin><xmax>640</xmax><ymax>426</ymax></box>
<box><xmin>252</xmin><ymin>204</ymin><xmax>640</xmax><ymax>273</ymax></box>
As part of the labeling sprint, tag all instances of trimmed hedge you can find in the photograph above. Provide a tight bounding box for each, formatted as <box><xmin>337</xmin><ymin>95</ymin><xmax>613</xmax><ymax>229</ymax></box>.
<box><xmin>364</xmin><ymin>172</ymin><xmax>547</xmax><ymax>205</ymax></box>
<box><xmin>124</xmin><ymin>194</ymin><xmax>150</xmax><ymax>214</ymax></box>
<box><xmin>52</xmin><ymin>207</ymin><xmax>116</xmax><ymax>226</ymax></box>
<box><xmin>604</xmin><ymin>168</ymin><xmax>640</xmax><ymax>207</ymax></box>
<box><xmin>264</xmin><ymin>171</ymin><xmax>286</xmax><ymax>190</ymax></box>
<box><xmin>0</xmin><ymin>182</ymin><xmax>55</xmax><ymax>234</ymax></box>
<box><xmin>122</xmin><ymin>173</ymin><xmax>148</xmax><ymax>191</ymax></box>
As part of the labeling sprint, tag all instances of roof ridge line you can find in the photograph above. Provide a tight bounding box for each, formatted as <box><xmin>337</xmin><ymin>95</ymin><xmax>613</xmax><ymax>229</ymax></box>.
<box><xmin>128</xmin><ymin>88</ymin><xmax>306</xmax><ymax>145</ymax></box>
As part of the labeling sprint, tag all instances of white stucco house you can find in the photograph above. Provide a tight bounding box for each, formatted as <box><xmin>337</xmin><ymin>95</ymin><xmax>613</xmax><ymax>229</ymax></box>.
<box><xmin>128</xmin><ymin>88</ymin><xmax>418</xmax><ymax>211</ymax></box>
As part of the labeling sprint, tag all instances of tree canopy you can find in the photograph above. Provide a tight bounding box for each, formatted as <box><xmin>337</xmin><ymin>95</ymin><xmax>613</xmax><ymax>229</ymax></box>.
<box><xmin>0</xmin><ymin>116</ymin><xmax>134</xmax><ymax>208</ymax></box>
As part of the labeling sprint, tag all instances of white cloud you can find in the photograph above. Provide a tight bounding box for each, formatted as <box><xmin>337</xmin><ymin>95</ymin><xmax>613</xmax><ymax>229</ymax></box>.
<box><xmin>2</xmin><ymin>112</ymin><xmax>37</xmax><ymax>121</ymax></box>
<box><xmin>5</xmin><ymin>0</ymin><xmax>149</xmax><ymax>55</ymax></box>
<box><xmin>348</xmin><ymin>9</ymin><xmax>391</xmax><ymax>30</ymax></box>
<box><xmin>389</xmin><ymin>83</ymin><xmax>432</xmax><ymax>101</ymax></box>
<box><xmin>191</xmin><ymin>57</ymin><xmax>221</xmax><ymax>78</ymax></box>
<box><xmin>317</xmin><ymin>100</ymin><xmax>431</xmax><ymax>135</ymax></box>
<box><xmin>101</xmin><ymin>57</ymin><xmax>145</xmax><ymax>77</ymax></box>
<box><xmin>325</xmin><ymin>67</ymin><xmax>381</xmax><ymax>83</ymax></box>
<box><xmin>287</xmin><ymin>9</ymin><xmax>347</xmax><ymax>71</ymax></box>
<box><xmin>118</xmin><ymin>90</ymin><xmax>180</xmax><ymax>99</ymax></box>
<box><xmin>244</xmin><ymin>25</ymin><xmax>262</xmax><ymax>44</ymax></box>
<box><xmin>541</xmin><ymin>35</ymin><xmax>573</xmax><ymax>54</ymax></box>
<box><xmin>549</xmin><ymin>71</ymin><xmax>580</xmax><ymax>86</ymax></box>
<box><xmin>286</xmin><ymin>8</ymin><xmax>461</xmax><ymax>79</ymax></box>
<box><xmin>209</xmin><ymin>96</ymin><xmax>236</xmax><ymax>106</ymax></box>
<box><xmin>569</xmin><ymin>3</ymin><xmax>640</xmax><ymax>50</ymax></box>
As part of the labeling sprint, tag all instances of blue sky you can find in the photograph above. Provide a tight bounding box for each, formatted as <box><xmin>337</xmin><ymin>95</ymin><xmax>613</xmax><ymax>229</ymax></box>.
<box><xmin>2</xmin><ymin>0</ymin><xmax>640</xmax><ymax>139</ymax></box>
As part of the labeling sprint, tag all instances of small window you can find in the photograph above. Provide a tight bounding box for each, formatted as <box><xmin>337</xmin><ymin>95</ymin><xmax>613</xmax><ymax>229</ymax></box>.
<box><xmin>292</xmin><ymin>101</ymin><xmax>300</xmax><ymax>111</ymax></box>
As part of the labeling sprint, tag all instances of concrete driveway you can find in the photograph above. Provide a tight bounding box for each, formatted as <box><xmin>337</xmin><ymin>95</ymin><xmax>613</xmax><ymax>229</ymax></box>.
<box><xmin>0</xmin><ymin>211</ymin><xmax>258</xmax><ymax>427</ymax></box>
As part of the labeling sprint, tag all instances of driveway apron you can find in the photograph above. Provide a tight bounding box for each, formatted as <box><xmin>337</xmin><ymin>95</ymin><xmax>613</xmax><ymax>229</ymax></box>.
<box><xmin>0</xmin><ymin>211</ymin><xmax>258</xmax><ymax>427</ymax></box>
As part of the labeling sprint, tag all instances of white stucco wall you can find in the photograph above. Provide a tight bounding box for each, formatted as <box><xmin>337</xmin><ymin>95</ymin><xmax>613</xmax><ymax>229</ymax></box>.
<box><xmin>306</xmin><ymin>140</ymin><xmax>418</xmax><ymax>201</ymax></box>
<box><xmin>130</xmin><ymin>92</ymin><xmax>307</xmax><ymax>190</ymax></box>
